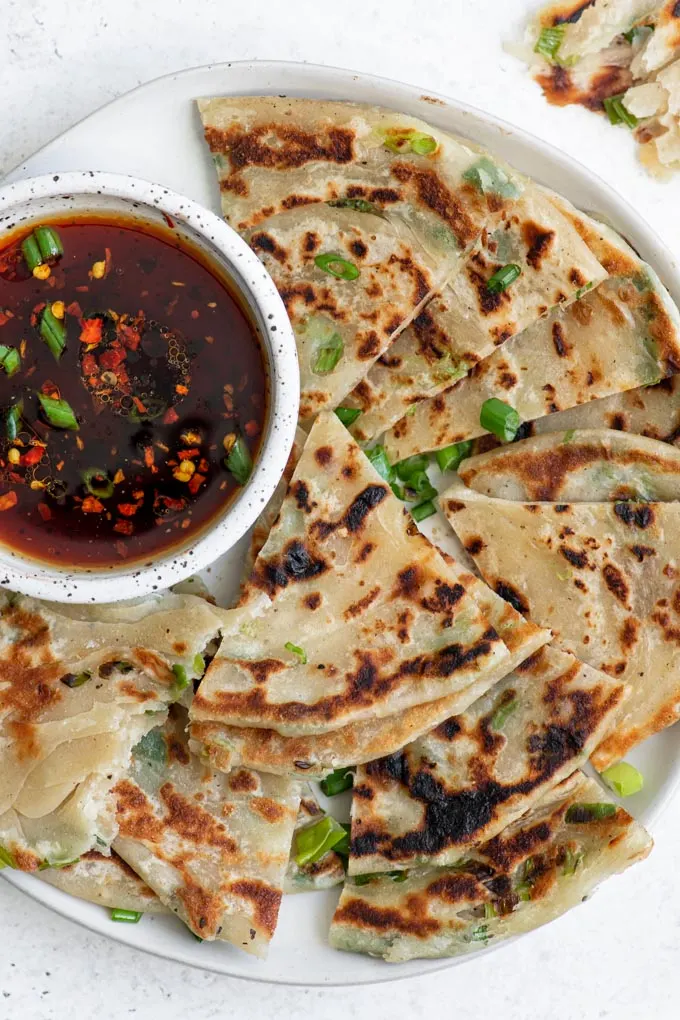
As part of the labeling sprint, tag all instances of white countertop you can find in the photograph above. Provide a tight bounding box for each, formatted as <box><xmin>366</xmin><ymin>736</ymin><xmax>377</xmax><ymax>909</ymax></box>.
<box><xmin>1</xmin><ymin>1</ymin><xmax>680</xmax><ymax>1017</ymax></box>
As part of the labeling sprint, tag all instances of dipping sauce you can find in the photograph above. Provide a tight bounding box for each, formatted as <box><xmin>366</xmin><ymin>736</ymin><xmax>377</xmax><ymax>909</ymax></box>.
<box><xmin>0</xmin><ymin>217</ymin><xmax>267</xmax><ymax>566</ymax></box>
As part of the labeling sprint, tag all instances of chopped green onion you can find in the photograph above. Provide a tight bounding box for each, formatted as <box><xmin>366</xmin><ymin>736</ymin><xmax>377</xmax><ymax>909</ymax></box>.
<box><xmin>34</xmin><ymin>226</ymin><xmax>64</xmax><ymax>261</ymax></box>
<box><xmin>81</xmin><ymin>467</ymin><xmax>114</xmax><ymax>499</ymax></box>
<box><xmin>320</xmin><ymin>767</ymin><xmax>354</xmax><ymax>797</ymax></box>
<box><xmin>484</xmin><ymin>902</ymin><xmax>497</xmax><ymax>919</ymax></box>
<box><xmin>480</xmin><ymin>398</ymin><xmax>521</xmax><ymax>442</ymax></box>
<box><xmin>562</xmin><ymin>429</ymin><xmax>576</xmax><ymax>444</ymax></box>
<box><xmin>354</xmin><ymin>873</ymin><xmax>373</xmax><ymax>886</ymax></box>
<box><xmin>313</xmin><ymin>333</ymin><xmax>344</xmax><ymax>375</ymax></box>
<box><xmin>172</xmin><ymin>664</ymin><xmax>190</xmax><ymax>691</ymax></box>
<box><xmin>487</xmin><ymin>263</ymin><xmax>522</xmax><ymax>293</ymax></box>
<box><xmin>436</xmin><ymin>441</ymin><xmax>473</xmax><ymax>473</ymax></box>
<box><xmin>491</xmin><ymin>696</ymin><xmax>518</xmax><ymax>730</ymax></box>
<box><xmin>0</xmin><ymin>846</ymin><xmax>17</xmax><ymax>869</ymax></box>
<box><xmin>284</xmin><ymin>641</ymin><xmax>307</xmax><ymax>665</ymax></box>
<box><xmin>462</xmin><ymin>157</ymin><xmax>519</xmax><ymax>199</ymax></box>
<box><xmin>565</xmin><ymin>802</ymin><xmax>617</xmax><ymax>824</ymax></box>
<box><xmin>603</xmin><ymin>94</ymin><xmax>638</xmax><ymax>129</ymax></box>
<box><xmin>411</xmin><ymin>133</ymin><xmax>438</xmax><ymax>155</ymax></box>
<box><xmin>6</xmin><ymin>400</ymin><xmax>23</xmax><ymax>441</ymax></box>
<box><xmin>390</xmin><ymin>481</ymin><xmax>407</xmax><ymax>500</ymax></box>
<box><xmin>388</xmin><ymin>870</ymin><xmax>408</xmax><ymax>882</ymax></box>
<box><xmin>110</xmin><ymin>908</ymin><xmax>142</xmax><ymax>923</ymax></box>
<box><xmin>574</xmin><ymin>281</ymin><xmax>595</xmax><ymax>300</ymax></box>
<box><xmin>37</xmin><ymin>393</ymin><xmax>79</xmax><ymax>431</ymax></box>
<box><xmin>410</xmin><ymin>477</ymin><xmax>438</xmax><ymax>502</ymax></box>
<box><xmin>623</xmin><ymin>24</ymin><xmax>653</xmax><ymax>45</ymax></box>
<box><xmin>60</xmin><ymin>671</ymin><xmax>92</xmax><ymax>689</ymax></box>
<box><xmin>534</xmin><ymin>25</ymin><xmax>565</xmax><ymax>61</ymax></box>
<box><xmin>225</xmin><ymin>435</ymin><xmax>253</xmax><ymax>485</ymax></box>
<box><xmin>600</xmin><ymin>761</ymin><xmax>644</xmax><ymax>797</ymax></box>
<box><xmin>412</xmin><ymin>500</ymin><xmax>436</xmax><ymax>522</ymax></box>
<box><xmin>133</xmin><ymin>728</ymin><xmax>168</xmax><ymax>767</ymax></box>
<box><xmin>0</xmin><ymin>345</ymin><xmax>20</xmax><ymax>377</ymax></box>
<box><xmin>21</xmin><ymin>234</ymin><xmax>43</xmax><ymax>272</ymax></box>
<box><xmin>366</xmin><ymin>444</ymin><xmax>394</xmax><ymax>483</ymax></box>
<box><xmin>39</xmin><ymin>305</ymin><xmax>67</xmax><ymax>360</ymax></box>
<box><xmin>395</xmin><ymin>454</ymin><xmax>429</xmax><ymax>481</ymax></box>
<box><xmin>314</xmin><ymin>252</ymin><xmax>360</xmax><ymax>281</ymax></box>
<box><xmin>464</xmin><ymin>923</ymin><xmax>491</xmax><ymax>943</ymax></box>
<box><xmin>327</xmin><ymin>198</ymin><xmax>383</xmax><ymax>217</ymax></box>
<box><xmin>193</xmin><ymin>653</ymin><xmax>206</xmax><ymax>675</ymax></box>
<box><xmin>335</xmin><ymin>406</ymin><xmax>361</xmax><ymax>427</ymax></box>
<box><xmin>333</xmin><ymin>823</ymin><xmax>351</xmax><ymax>858</ymax></box>
<box><xmin>294</xmin><ymin>816</ymin><xmax>346</xmax><ymax>866</ymax></box>
<box><xmin>562</xmin><ymin>847</ymin><xmax>584</xmax><ymax>876</ymax></box>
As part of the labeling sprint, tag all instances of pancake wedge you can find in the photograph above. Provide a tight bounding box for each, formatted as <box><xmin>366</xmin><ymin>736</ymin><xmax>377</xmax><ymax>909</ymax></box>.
<box><xmin>191</xmin><ymin>567</ymin><xmax>550</xmax><ymax>777</ymax></box>
<box><xmin>38</xmin><ymin>849</ymin><xmax>169</xmax><ymax>915</ymax></box>
<box><xmin>458</xmin><ymin>428</ymin><xmax>680</xmax><ymax>501</ymax></box>
<box><xmin>191</xmin><ymin>412</ymin><xmax>511</xmax><ymax>737</ymax></box>
<box><xmin>348</xmin><ymin>644</ymin><xmax>625</xmax><ymax>874</ymax></box>
<box><xmin>112</xmin><ymin>710</ymin><xmax>300</xmax><ymax>956</ymax></box>
<box><xmin>245</xmin><ymin>206</ymin><xmax>450</xmax><ymax>418</ymax></box>
<box><xmin>329</xmin><ymin>772</ymin><xmax>652</xmax><ymax>962</ymax></box>
<box><xmin>0</xmin><ymin>591</ymin><xmax>225</xmax><ymax>870</ymax></box>
<box><xmin>442</xmin><ymin>478</ymin><xmax>680</xmax><ymax>768</ymax></box>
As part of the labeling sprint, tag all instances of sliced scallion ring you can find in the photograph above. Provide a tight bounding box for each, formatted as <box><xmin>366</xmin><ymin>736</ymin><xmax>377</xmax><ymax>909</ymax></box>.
<box><xmin>0</xmin><ymin>345</ymin><xmax>20</xmax><ymax>378</ymax></box>
<box><xmin>34</xmin><ymin>226</ymin><xmax>64</xmax><ymax>261</ymax></box>
<box><xmin>491</xmin><ymin>696</ymin><xmax>518</xmax><ymax>730</ymax></box>
<box><xmin>172</xmin><ymin>664</ymin><xmax>190</xmax><ymax>691</ymax></box>
<box><xmin>335</xmin><ymin>406</ymin><xmax>361</xmax><ymax>427</ymax></box>
<box><xmin>225</xmin><ymin>435</ymin><xmax>253</xmax><ymax>486</ymax></box>
<box><xmin>600</xmin><ymin>761</ymin><xmax>644</xmax><ymax>797</ymax></box>
<box><xmin>565</xmin><ymin>802</ymin><xmax>617</xmax><ymax>824</ymax></box>
<box><xmin>487</xmin><ymin>263</ymin><xmax>522</xmax><ymax>294</ymax></box>
<box><xmin>313</xmin><ymin>333</ymin><xmax>344</xmax><ymax>375</ymax></box>
<box><xmin>193</xmin><ymin>653</ymin><xmax>206</xmax><ymax>676</ymax></box>
<box><xmin>21</xmin><ymin>234</ymin><xmax>43</xmax><ymax>273</ymax></box>
<box><xmin>412</xmin><ymin>500</ymin><xmax>436</xmax><ymax>522</ymax></box>
<box><xmin>319</xmin><ymin>767</ymin><xmax>354</xmax><ymax>797</ymax></box>
<box><xmin>60</xmin><ymin>671</ymin><xmax>92</xmax><ymax>689</ymax></box>
<box><xmin>37</xmin><ymin>392</ymin><xmax>79</xmax><ymax>430</ymax></box>
<box><xmin>314</xmin><ymin>252</ymin><xmax>360</xmax><ymax>281</ymax></box>
<box><xmin>110</xmin><ymin>908</ymin><xmax>142</xmax><ymax>923</ymax></box>
<box><xmin>284</xmin><ymin>641</ymin><xmax>307</xmax><ymax>665</ymax></box>
<box><xmin>6</xmin><ymin>400</ymin><xmax>23</xmax><ymax>441</ymax></box>
<box><xmin>534</xmin><ymin>25</ymin><xmax>565</xmax><ymax>61</ymax></box>
<box><xmin>327</xmin><ymin>198</ymin><xmax>383</xmax><ymax>216</ymax></box>
<box><xmin>40</xmin><ymin>304</ymin><xmax>67</xmax><ymax>360</ymax></box>
<box><xmin>366</xmin><ymin>444</ymin><xmax>394</xmax><ymax>483</ymax></box>
<box><xmin>411</xmin><ymin>133</ymin><xmax>438</xmax><ymax>155</ymax></box>
<box><xmin>395</xmin><ymin>454</ymin><xmax>429</xmax><ymax>482</ymax></box>
<box><xmin>294</xmin><ymin>816</ymin><xmax>347</xmax><ymax>866</ymax></box>
<box><xmin>81</xmin><ymin>467</ymin><xmax>114</xmax><ymax>500</ymax></box>
<box><xmin>603</xmin><ymin>93</ymin><xmax>638</xmax><ymax>129</ymax></box>
<box><xmin>436</xmin><ymin>441</ymin><xmax>473</xmax><ymax>473</ymax></box>
<box><xmin>480</xmin><ymin>398</ymin><xmax>521</xmax><ymax>442</ymax></box>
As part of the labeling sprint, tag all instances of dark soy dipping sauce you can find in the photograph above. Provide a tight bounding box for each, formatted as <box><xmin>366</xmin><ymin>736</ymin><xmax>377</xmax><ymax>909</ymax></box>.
<box><xmin>0</xmin><ymin>217</ymin><xmax>267</xmax><ymax>566</ymax></box>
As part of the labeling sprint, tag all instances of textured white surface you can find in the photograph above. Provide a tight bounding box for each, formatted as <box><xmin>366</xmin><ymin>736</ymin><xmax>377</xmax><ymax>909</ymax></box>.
<box><xmin>1</xmin><ymin>0</ymin><xmax>680</xmax><ymax>1017</ymax></box>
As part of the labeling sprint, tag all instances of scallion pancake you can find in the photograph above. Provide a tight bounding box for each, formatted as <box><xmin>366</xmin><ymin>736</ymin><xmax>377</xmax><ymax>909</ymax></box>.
<box><xmin>112</xmin><ymin>710</ymin><xmax>300</xmax><ymax>955</ymax></box>
<box><xmin>191</xmin><ymin>412</ymin><xmax>511</xmax><ymax>738</ymax></box>
<box><xmin>441</xmin><ymin>478</ymin><xmax>680</xmax><ymax>768</ymax></box>
<box><xmin>0</xmin><ymin>591</ymin><xmax>225</xmax><ymax>870</ymax></box>
<box><xmin>348</xmin><ymin>643</ymin><xmax>625</xmax><ymax>874</ymax></box>
<box><xmin>191</xmin><ymin>567</ymin><xmax>549</xmax><ymax>777</ymax></box>
<box><xmin>38</xmin><ymin>849</ymin><xmax>169</xmax><ymax>915</ymax></box>
<box><xmin>329</xmin><ymin>772</ymin><xmax>652</xmax><ymax>962</ymax></box>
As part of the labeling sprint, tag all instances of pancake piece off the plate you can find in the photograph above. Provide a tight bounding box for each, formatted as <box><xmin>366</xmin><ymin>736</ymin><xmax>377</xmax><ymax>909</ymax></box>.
<box><xmin>0</xmin><ymin>591</ymin><xmax>225</xmax><ymax>870</ymax></box>
<box><xmin>244</xmin><ymin>205</ymin><xmax>450</xmax><ymax>419</ymax></box>
<box><xmin>330</xmin><ymin>772</ymin><xmax>652</xmax><ymax>962</ymax></box>
<box><xmin>442</xmin><ymin>445</ymin><xmax>680</xmax><ymax>768</ymax></box>
<box><xmin>191</xmin><ymin>412</ymin><xmax>511</xmax><ymax>738</ymax></box>
<box><xmin>191</xmin><ymin>566</ymin><xmax>550</xmax><ymax>777</ymax></box>
<box><xmin>112</xmin><ymin>709</ymin><xmax>300</xmax><ymax>956</ymax></box>
<box><xmin>348</xmin><ymin>644</ymin><xmax>626</xmax><ymax>874</ymax></box>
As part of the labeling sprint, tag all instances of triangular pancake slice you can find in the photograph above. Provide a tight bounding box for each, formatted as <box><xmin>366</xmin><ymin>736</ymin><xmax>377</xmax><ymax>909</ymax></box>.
<box><xmin>191</xmin><ymin>412</ymin><xmax>511</xmax><ymax>737</ymax></box>
<box><xmin>442</xmin><ymin>480</ymin><xmax>680</xmax><ymax>769</ymax></box>
<box><xmin>245</xmin><ymin>206</ymin><xmax>451</xmax><ymax>419</ymax></box>
<box><xmin>112</xmin><ymin>710</ymin><xmax>300</xmax><ymax>956</ymax></box>
<box><xmin>191</xmin><ymin>567</ymin><xmax>550</xmax><ymax>777</ymax></box>
<box><xmin>329</xmin><ymin>772</ymin><xmax>652</xmax><ymax>962</ymax></box>
<box><xmin>0</xmin><ymin>592</ymin><xmax>226</xmax><ymax>870</ymax></box>
<box><xmin>343</xmin><ymin>187</ymin><xmax>607</xmax><ymax>443</ymax></box>
<box><xmin>348</xmin><ymin>643</ymin><xmax>626</xmax><ymax>874</ymax></box>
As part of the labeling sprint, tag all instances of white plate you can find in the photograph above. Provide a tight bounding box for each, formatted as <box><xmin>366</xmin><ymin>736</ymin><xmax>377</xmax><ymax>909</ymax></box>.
<box><xmin>3</xmin><ymin>59</ymin><xmax>680</xmax><ymax>987</ymax></box>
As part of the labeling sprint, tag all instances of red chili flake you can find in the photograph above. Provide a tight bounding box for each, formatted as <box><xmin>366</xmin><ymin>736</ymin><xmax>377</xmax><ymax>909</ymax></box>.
<box><xmin>135</xmin><ymin>397</ymin><xmax>149</xmax><ymax>416</ymax></box>
<box><xmin>143</xmin><ymin>446</ymin><xmax>154</xmax><ymax>468</ymax></box>
<box><xmin>190</xmin><ymin>309</ymin><xmax>200</xmax><ymax>319</ymax></box>
<box><xmin>9</xmin><ymin>472</ymin><xmax>23</xmax><ymax>484</ymax></box>
<box><xmin>0</xmin><ymin>491</ymin><xmax>18</xmax><ymax>511</ymax></box>
<box><xmin>30</xmin><ymin>303</ymin><xmax>47</xmax><ymax>328</ymax></box>
<box><xmin>65</xmin><ymin>301</ymin><xmax>83</xmax><ymax>318</ymax></box>
<box><xmin>198</xmin><ymin>458</ymin><xmax>210</xmax><ymax>473</ymax></box>
<box><xmin>132</xmin><ymin>489</ymin><xmax>144</xmax><ymax>499</ymax></box>
<box><xmin>41</xmin><ymin>381</ymin><xmax>60</xmax><ymax>399</ymax></box>
<box><xmin>82</xmin><ymin>353</ymin><xmax>98</xmax><ymax>376</ymax></box>
<box><xmin>178</xmin><ymin>448</ymin><xmax>200</xmax><ymax>460</ymax></box>
<box><xmin>21</xmin><ymin>447</ymin><xmax>45</xmax><ymax>467</ymax></box>
<box><xmin>244</xmin><ymin>419</ymin><xmax>261</xmax><ymax>438</ymax></box>
<box><xmin>175</xmin><ymin>384</ymin><xmax>189</xmax><ymax>396</ymax></box>
<box><xmin>163</xmin><ymin>407</ymin><xmax>179</xmax><ymax>425</ymax></box>
<box><xmin>205</xmin><ymin>335</ymin><xmax>215</xmax><ymax>344</ymax></box>
<box><xmin>114</xmin><ymin>519</ymin><xmax>134</xmax><ymax>535</ymax></box>
<box><xmin>99</xmin><ymin>346</ymin><xmax>126</xmax><ymax>370</ymax></box>
<box><xmin>118</xmin><ymin>321</ymin><xmax>141</xmax><ymax>350</ymax></box>
<box><xmin>117</xmin><ymin>503</ymin><xmax>139</xmax><ymax>517</ymax></box>
<box><xmin>114</xmin><ymin>540</ymin><xmax>129</xmax><ymax>558</ymax></box>
<box><xmin>75</xmin><ymin>285</ymin><xmax>89</xmax><ymax>293</ymax></box>
<box><xmin>188</xmin><ymin>473</ymin><xmax>206</xmax><ymax>495</ymax></box>
<box><xmin>56</xmin><ymin>460</ymin><xmax>65</xmax><ymax>471</ymax></box>
<box><xmin>0</xmin><ymin>309</ymin><xmax>13</xmax><ymax>327</ymax></box>
<box><xmin>79</xmin><ymin>318</ymin><xmax>103</xmax><ymax>346</ymax></box>
<box><xmin>82</xmin><ymin>496</ymin><xmax>105</xmax><ymax>513</ymax></box>
<box><xmin>161</xmin><ymin>496</ymin><xmax>186</xmax><ymax>512</ymax></box>
<box><xmin>37</xmin><ymin>502</ymin><xmax>52</xmax><ymax>522</ymax></box>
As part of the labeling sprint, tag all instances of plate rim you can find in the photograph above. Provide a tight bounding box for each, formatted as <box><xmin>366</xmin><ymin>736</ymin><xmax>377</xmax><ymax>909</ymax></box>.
<box><xmin>3</xmin><ymin>56</ymin><xmax>680</xmax><ymax>987</ymax></box>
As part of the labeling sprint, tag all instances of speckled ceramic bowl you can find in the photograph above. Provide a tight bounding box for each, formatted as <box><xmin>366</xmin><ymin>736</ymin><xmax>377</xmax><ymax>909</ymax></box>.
<box><xmin>0</xmin><ymin>171</ymin><xmax>299</xmax><ymax>602</ymax></box>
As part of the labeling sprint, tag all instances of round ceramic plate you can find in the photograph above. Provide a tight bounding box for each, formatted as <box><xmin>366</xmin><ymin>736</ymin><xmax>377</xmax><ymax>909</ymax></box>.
<box><xmin>3</xmin><ymin>60</ymin><xmax>680</xmax><ymax>986</ymax></box>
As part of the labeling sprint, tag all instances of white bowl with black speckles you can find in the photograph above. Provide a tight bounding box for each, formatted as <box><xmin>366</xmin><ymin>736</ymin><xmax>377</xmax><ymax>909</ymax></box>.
<box><xmin>0</xmin><ymin>171</ymin><xmax>299</xmax><ymax>603</ymax></box>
